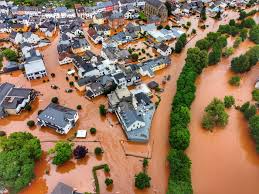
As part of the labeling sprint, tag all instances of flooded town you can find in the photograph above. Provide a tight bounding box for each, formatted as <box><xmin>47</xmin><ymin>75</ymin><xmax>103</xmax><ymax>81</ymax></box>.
<box><xmin>0</xmin><ymin>0</ymin><xmax>258</xmax><ymax>194</ymax></box>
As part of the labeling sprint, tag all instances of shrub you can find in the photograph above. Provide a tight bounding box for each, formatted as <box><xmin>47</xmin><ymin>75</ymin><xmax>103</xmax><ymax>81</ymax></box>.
<box><xmin>50</xmin><ymin>73</ymin><xmax>55</xmax><ymax>78</ymax></box>
<box><xmin>104</xmin><ymin>164</ymin><xmax>110</xmax><ymax>173</ymax></box>
<box><xmin>224</xmin><ymin>96</ymin><xmax>235</xmax><ymax>108</ymax></box>
<box><xmin>105</xmin><ymin>178</ymin><xmax>113</xmax><ymax>186</ymax></box>
<box><xmin>244</xmin><ymin>105</ymin><xmax>257</xmax><ymax>120</ymax></box>
<box><xmin>208</xmin><ymin>46</ymin><xmax>222</xmax><ymax>65</ymax></box>
<box><xmin>73</xmin><ymin>145</ymin><xmax>88</xmax><ymax>159</ymax></box>
<box><xmin>99</xmin><ymin>104</ymin><xmax>107</xmax><ymax>116</ymax></box>
<box><xmin>69</xmin><ymin>81</ymin><xmax>74</xmax><ymax>86</ymax></box>
<box><xmin>27</xmin><ymin>120</ymin><xmax>35</xmax><ymax>127</ymax></box>
<box><xmin>222</xmin><ymin>47</ymin><xmax>234</xmax><ymax>57</ymax></box>
<box><xmin>233</xmin><ymin>37</ymin><xmax>242</xmax><ymax>48</ymax></box>
<box><xmin>249</xmin><ymin>25</ymin><xmax>259</xmax><ymax>44</ymax></box>
<box><xmin>192</xmin><ymin>29</ymin><xmax>196</xmax><ymax>34</ymax></box>
<box><xmin>24</xmin><ymin>104</ymin><xmax>32</xmax><ymax>111</ymax></box>
<box><xmin>51</xmin><ymin>141</ymin><xmax>72</xmax><ymax>165</ymax></box>
<box><xmin>90</xmin><ymin>127</ymin><xmax>97</xmax><ymax>135</ymax></box>
<box><xmin>76</xmin><ymin>105</ymin><xmax>82</xmax><ymax>110</ymax></box>
<box><xmin>143</xmin><ymin>158</ymin><xmax>148</xmax><ymax>169</ymax></box>
<box><xmin>51</xmin><ymin>97</ymin><xmax>59</xmax><ymax>104</ymax></box>
<box><xmin>94</xmin><ymin>147</ymin><xmax>103</xmax><ymax>155</ymax></box>
<box><xmin>240</xmin><ymin>102</ymin><xmax>250</xmax><ymax>113</ymax></box>
<box><xmin>0</xmin><ymin>131</ymin><xmax>6</xmax><ymax>136</ymax></box>
<box><xmin>252</xmin><ymin>89</ymin><xmax>259</xmax><ymax>102</ymax></box>
<box><xmin>135</xmin><ymin>172</ymin><xmax>151</xmax><ymax>189</ymax></box>
<box><xmin>228</xmin><ymin>76</ymin><xmax>240</xmax><ymax>86</ymax></box>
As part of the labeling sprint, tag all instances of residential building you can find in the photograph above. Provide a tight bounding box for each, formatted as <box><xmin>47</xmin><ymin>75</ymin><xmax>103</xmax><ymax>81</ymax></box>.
<box><xmin>0</xmin><ymin>82</ymin><xmax>35</xmax><ymax>118</ymax></box>
<box><xmin>144</xmin><ymin>0</ymin><xmax>168</xmax><ymax>22</ymax></box>
<box><xmin>37</xmin><ymin>103</ymin><xmax>79</xmax><ymax>134</ymax></box>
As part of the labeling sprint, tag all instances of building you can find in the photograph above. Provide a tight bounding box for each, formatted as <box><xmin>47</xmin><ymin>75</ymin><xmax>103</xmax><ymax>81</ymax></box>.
<box><xmin>37</xmin><ymin>103</ymin><xmax>79</xmax><ymax>134</ymax></box>
<box><xmin>155</xmin><ymin>43</ymin><xmax>172</xmax><ymax>56</ymax></box>
<box><xmin>51</xmin><ymin>182</ymin><xmax>82</xmax><ymax>194</ymax></box>
<box><xmin>0</xmin><ymin>82</ymin><xmax>35</xmax><ymax>118</ymax></box>
<box><xmin>24</xmin><ymin>56</ymin><xmax>47</xmax><ymax>80</ymax></box>
<box><xmin>144</xmin><ymin>0</ymin><xmax>168</xmax><ymax>22</ymax></box>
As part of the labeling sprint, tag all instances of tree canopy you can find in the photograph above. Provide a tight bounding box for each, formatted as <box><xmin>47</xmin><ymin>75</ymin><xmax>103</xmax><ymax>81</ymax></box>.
<box><xmin>50</xmin><ymin>141</ymin><xmax>72</xmax><ymax>165</ymax></box>
<box><xmin>0</xmin><ymin>132</ymin><xmax>42</xmax><ymax>193</ymax></box>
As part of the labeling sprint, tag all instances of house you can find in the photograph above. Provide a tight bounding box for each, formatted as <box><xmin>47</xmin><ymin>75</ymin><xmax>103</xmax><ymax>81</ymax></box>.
<box><xmin>37</xmin><ymin>103</ymin><xmax>79</xmax><ymax>134</ymax></box>
<box><xmin>0</xmin><ymin>23</ymin><xmax>11</xmax><ymax>33</ymax></box>
<box><xmin>87</xmin><ymin>28</ymin><xmax>104</xmax><ymax>44</ymax></box>
<box><xmin>0</xmin><ymin>82</ymin><xmax>36</xmax><ymax>118</ymax></box>
<box><xmin>24</xmin><ymin>56</ymin><xmax>47</xmax><ymax>80</ymax></box>
<box><xmin>9</xmin><ymin>31</ymin><xmax>23</xmax><ymax>44</ymax></box>
<box><xmin>23</xmin><ymin>32</ymin><xmax>41</xmax><ymax>44</ymax></box>
<box><xmin>74</xmin><ymin>76</ymin><xmax>97</xmax><ymax>92</ymax></box>
<box><xmin>51</xmin><ymin>182</ymin><xmax>82</xmax><ymax>194</ymax></box>
<box><xmin>108</xmin><ymin>11</ymin><xmax>124</xmax><ymax>28</ymax></box>
<box><xmin>93</xmin><ymin>13</ymin><xmax>105</xmax><ymax>25</ymax></box>
<box><xmin>59</xmin><ymin>53</ymin><xmax>74</xmax><ymax>65</ymax></box>
<box><xmin>144</xmin><ymin>0</ymin><xmax>168</xmax><ymax>22</ymax></box>
<box><xmin>71</xmin><ymin>38</ymin><xmax>90</xmax><ymax>54</ymax></box>
<box><xmin>139</xmin><ymin>56</ymin><xmax>171</xmax><ymax>77</ymax></box>
<box><xmin>155</xmin><ymin>43</ymin><xmax>172</xmax><ymax>56</ymax></box>
<box><xmin>107</xmin><ymin>86</ymin><xmax>132</xmax><ymax>110</ymax></box>
<box><xmin>10</xmin><ymin>23</ymin><xmax>28</xmax><ymax>32</ymax></box>
<box><xmin>112</xmin><ymin>72</ymin><xmax>127</xmax><ymax>86</ymax></box>
<box><xmin>93</xmin><ymin>23</ymin><xmax>111</xmax><ymax>36</ymax></box>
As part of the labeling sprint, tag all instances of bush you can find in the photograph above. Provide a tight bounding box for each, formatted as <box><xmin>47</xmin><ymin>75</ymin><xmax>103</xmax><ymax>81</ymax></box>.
<box><xmin>244</xmin><ymin>105</ymin><xmax>257</xmax><ymax>120</ymax></box>
<box><xmin>169</xmin><ymin>126</ymin><xmax>190</xmax><ymax>150</ymax></box>
<box><xmin>51</xmin><ymin>141</ymin><xmax>72</xmax><ymax>165</ymax></box>
<box><xmin>50</xmin><ymin>73</ymin><xmax>55</xmax><ymax>78</ymax></box>
<box><xmin>105</xmin><ymin>178</ymin><xmax>113</xmax><ymax>186</ymax></box>
<box><xmin>0</xmin><ymin>131</ymin><xmax>6</xmax><ymax>136</ymax></box>
<box><xmin>222</xmin><ymin>47</ymin><xmax>234</xmax><ymax>57</ymax></box>
<box><xmin>24</xmin><ymin>104</ymin><xmax>32</xmax><ymax>111</ymax></box>
<box><xmin>249</xmin><ymin>115</ymin><xmax>259</xmax><ymax>152</ymax></box>
<box><xmin>175</xmin><ymin>39</ymin><xmax>184</xmax><ymax>53</ymax></box>
<box><xmin>99</xmin><ymin>104</ymin><xmax>107</xmax><ymax>116</ymax></box>
<box><xmin>201</xmin><ymin>98</ymin><xmax>229</xmax><ymax>130</ymax></box>
<box><xmin>240</xmin><ymin>101</ymin><xmax>250</xmax><ymax>113</ymax></box>
<box><xmin>208</xmin><ymin>46</ymin><xmax>222</xmax><ymax>65</ymax></box>
<box><xmin>131</xmin><ymin>53</ymin><xmax>139</xmax><ymax>62</ymax></box>
<box><xmin>135</xmin><ymin>172</ymin><xmax>151</xmax><ymax>189</ymax></box>
<box><xmin>233</xmin><ymin>37</ymin><xmax>242</xmax><ymax>48</ymax></box>
<box><xmin>51</xmin><ymin>97</ymin><xmax>59</xmax><ymax>104</ymax></box>
<box><xmin>27</xmin><ymin>120</ymin><xmax>35</xmax><ymax>127</ymax></box>
<box><xmin>224</xmin><ymin>96</ymin><xmax>235</xmax><ymax>108</ymax></box>
<box><xmin>104</xmin><ymin>164</ymin><xmax>110</xmax><ymax>173</ymax></box>
<box><xmin>76</xmin><ymin>105</ymin><xmax>82</xmax><ymax>110</ymax></box>
<box><xmin>69</xmin><ymin>81</ymin><xmax>74</xmax><ymax>86</ymax></box>
<box><xmin>2</xmin><ymin>48</ymin><xmax>18</xmax><ymax>61</ymax></box>
<box><xmin>252</xmin><ymin>89</ymin><xmax>259</xmax><ymax>102</ymax></box>
<box><xmin>249</xmin><ymin>25</ymin><xmax>259</xmax><ymax>44</ymax></box>
<box><xmin>241</xmin><ymin>18</ymin><xmax>256</xmax><ymax>28</ymax></box>
<box><xmin>143</xmin><ymin>158</ymin><xmax>148</xmax><ymax>169</ymax></box>
<box><xmin>94</xmin><ymin>147</ymin><xmax>103</xmax><ymax>155</ymax></box>
<box><xmin>228</xmin><ymin>76</ymin><xmax>240</xmax><ymax>86</ymax></box>
<box><xmin>90</xmin><ymin>127</ymin><xmax>97</xmax><ymax>135</ymax></box>
<box><xmin>73</xmin><ymin>145</ymin><xmax>88</xmax><ymax>159</ymax></box>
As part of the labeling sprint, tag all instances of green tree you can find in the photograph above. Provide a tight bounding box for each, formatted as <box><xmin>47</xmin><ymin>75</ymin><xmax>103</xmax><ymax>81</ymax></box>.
<box><xmin>169</xmin><ymin>127</ymin><xmax>190</xmax><ymax>150</ymax></box>
<box><xmin>224</xmin><ymin>96</ymin><xmax>235</xmax><ymax>108</ymax></box>
<box><xmin>241</xmin><ymin>18</ymin><xmax>256</xmax><ymax>28</ymax></box>
<box><xmin>170</xmin><ymin>106</ymin><xmax>190</xmax><ymax>128</ymax></box>
<box><xmin>76</xmin><ymin>105</ymin><xmax>82</xmax><ymax>110</ymax></box>
<box><xmin>51</xmin><ymin>97</ymin><xmax>59</xmax><ymax>104</ymax></box>
<box><xmin>252</xmin><ymin>89</ymin><xmax>259</xmax><ymax>102</ymax></box>
<box><xmin>99</xmin><ymin>104</ymin><xmax>107</xmax><ymax>116</ymax></box>
<box><xmin>2</xmin><ymin>49</ymin><xmax>18</xmax><ymax>61</ymax></box>
<box><xmin>244</xmin><ymin>105</ymin><xmax>256</xmax><ymax>120</ymax></box>
<box><xmin>240</xmin><ymin>28</ymin><xmax>248</xmax><ymax>41</ymax></box>
<box><xmin>228</xmin><ymin>76</ymin><xmax>240</xmax><ymax>86</ymax></box>
<box><xmin>233</xmin><ymin>37</ymin><xmax>242</xmax><ymax>48</ymax></box>
<box><xmin>222</xmin><ymin>47</ymin><xmax>234</xmax><ymax>57</ymax></box>
<box><xmin>105</xmin><ymin>178</ymin><xmax>113</xmax><ymax>186</ymax></box>
<box><xmin>90</xmin><ymin>127</ymin><xmax>97</xmax><ymax>134</ymax></box>
<box><xmin>231</xmin><ymin>54</ymin><xmax>250</xmax><ymax>73</ymax></box>
<box><xmin>249</xmin><ymin>25</ymin><xmax>259</xmax><ymax>44</ymax></box>
<box><xmin>94</xmin><ymin>147</ymin><xmax>103</xmax><ymax>155</ymax></box>
<box><xmin>195</xmin><ymin>39</ymin><xmax>210</xmax><ymax>50</ymax></box>
<box><xmin>24</xmin><ymin>104</ymin><xmax>32</xmax><ymax>111</ymax></box>
<box><xmin>51</xmin><ymin>141</ymin><xmax>72</xmax><ymax>165</ymax></box>
<box><xmin>229</xmin><ymin>19</ymin><xmax>236</xmax><ymax>26</ymax></box>
<box><xmin>249</xmin><ymin>115</ymin><xmax>259</xmax><ymax>152</ymax></box>
<box><xmin>165</xmin><ymin>25</ymin><xmax>171</xmax><ymax>30</ymax></box>
<box><xmin>131</xmin><ymin>53</ymin><xmax>139</xmax><ymax>62</ymax></box>
<box><xmin>143</xmin><ymin>158</ymin><xmax>149</xmax><ymax>169</ymax></box>
<box><xmin>135</xmin><ymin>172</ymin><xmax>151</xmax><ymax>189</ymax></box>
<box><xmin>0</xmin><ymin>132</ymin><xmax>41</xmax><ymax>193</ymax></box>
<box><xmin>240</xmin><ymin>101</ymin><xmax>250</xmax><ymax>113</ymax></box>
<box><xmin>200</xmin><ymin>6</ymin><xmax>206</xmax><ymax>20</ymax></box>
<box><xmin>175</xmin><ymin>39</ymin><xmax>184</xmax><ymax>53</ymax></box>
<box><xmin>202</xmin><ymin>98</ymin><xmax>229</xmax><ymax>130</ymax></box>
<box><xmin>27</xmin><ymin>120</ymin><xmax>35</xmax><ymax>127</ymax></box>
<box><xmin>104</xmin><ymin>164</ymin><xmax>110</xmax><ymax>173</ymax></box>
<box><xmin>208</xmin><ymin>46</ymin><xmax>222</xmax><ymax>65</ymax></box>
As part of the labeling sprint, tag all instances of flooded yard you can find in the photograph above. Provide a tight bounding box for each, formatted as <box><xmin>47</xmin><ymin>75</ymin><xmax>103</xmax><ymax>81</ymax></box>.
<box><xmin>0</xmin><ymin>8</ymin><xmax>258</xmax><ymax>194</ymax></box>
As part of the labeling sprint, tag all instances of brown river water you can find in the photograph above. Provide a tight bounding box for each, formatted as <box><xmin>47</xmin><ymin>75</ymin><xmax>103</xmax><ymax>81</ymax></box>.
<box><xmin>0</xmin><ymin>7</ymin><xmax>258</xmax><ymax>194</ymax></box>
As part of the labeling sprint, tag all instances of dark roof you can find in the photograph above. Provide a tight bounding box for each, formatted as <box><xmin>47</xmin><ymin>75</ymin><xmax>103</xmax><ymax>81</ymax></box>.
<box><xmin>135</xmin><ymin>92</ymin><xmax>151</xmax><ymax>106</ymax></box>
<box><xmin>147</xmin><ymin>81</ymin><xmax>159</xmax><ymax>89</ymax></box>
<box><xmin>38</xmin><ymin>103</ymin><xmax>77</xmax><ymax>128</ymax></box>
<box><xmin>51</xmin><ymin>182</ymin><xmax>74</xmax><ymax>194</ymax></box>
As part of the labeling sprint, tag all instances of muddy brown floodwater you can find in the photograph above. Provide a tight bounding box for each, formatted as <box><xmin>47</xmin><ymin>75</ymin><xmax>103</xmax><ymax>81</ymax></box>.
<box><xmin>0</xmin><ymin>7</ymin><xmax>258</xmax><ymax>194</ymax></box>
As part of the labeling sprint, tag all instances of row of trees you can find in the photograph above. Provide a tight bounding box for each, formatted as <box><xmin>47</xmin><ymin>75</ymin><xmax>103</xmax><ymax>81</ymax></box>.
<box><xmin>239</xmin><ymin>102</ymin><xmax>259</xmax><ymax>152</ymax></box>
<box><xmin>231</xmin><ymin>45</ymin><xmax>259</xmax><ymax>73</ymax></box>
<box><xmin>168</xmin><ymin>45</ymin><xmax>210</xmax><ymax>193</ymax></box>
<box><xmin>175</xmin><ymin>34</ymin><xmax>187</xmax><ymax>53</ymax></box>
<box><xmin>0</xmin><ymin>132</ymin><xmax>42</xmax><ymax>193</ymax></box>
<box><xmin>135</xmin><ymin>159</ymin><xmax>151</xmax><ymax>190</ymax></box>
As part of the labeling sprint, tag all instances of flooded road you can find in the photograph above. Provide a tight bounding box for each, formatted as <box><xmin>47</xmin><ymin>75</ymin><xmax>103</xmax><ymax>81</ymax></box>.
<box><xmin>0</xmin><ymin>8</ymin><xmax>258</xmax><ymax>194</ymax></box>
